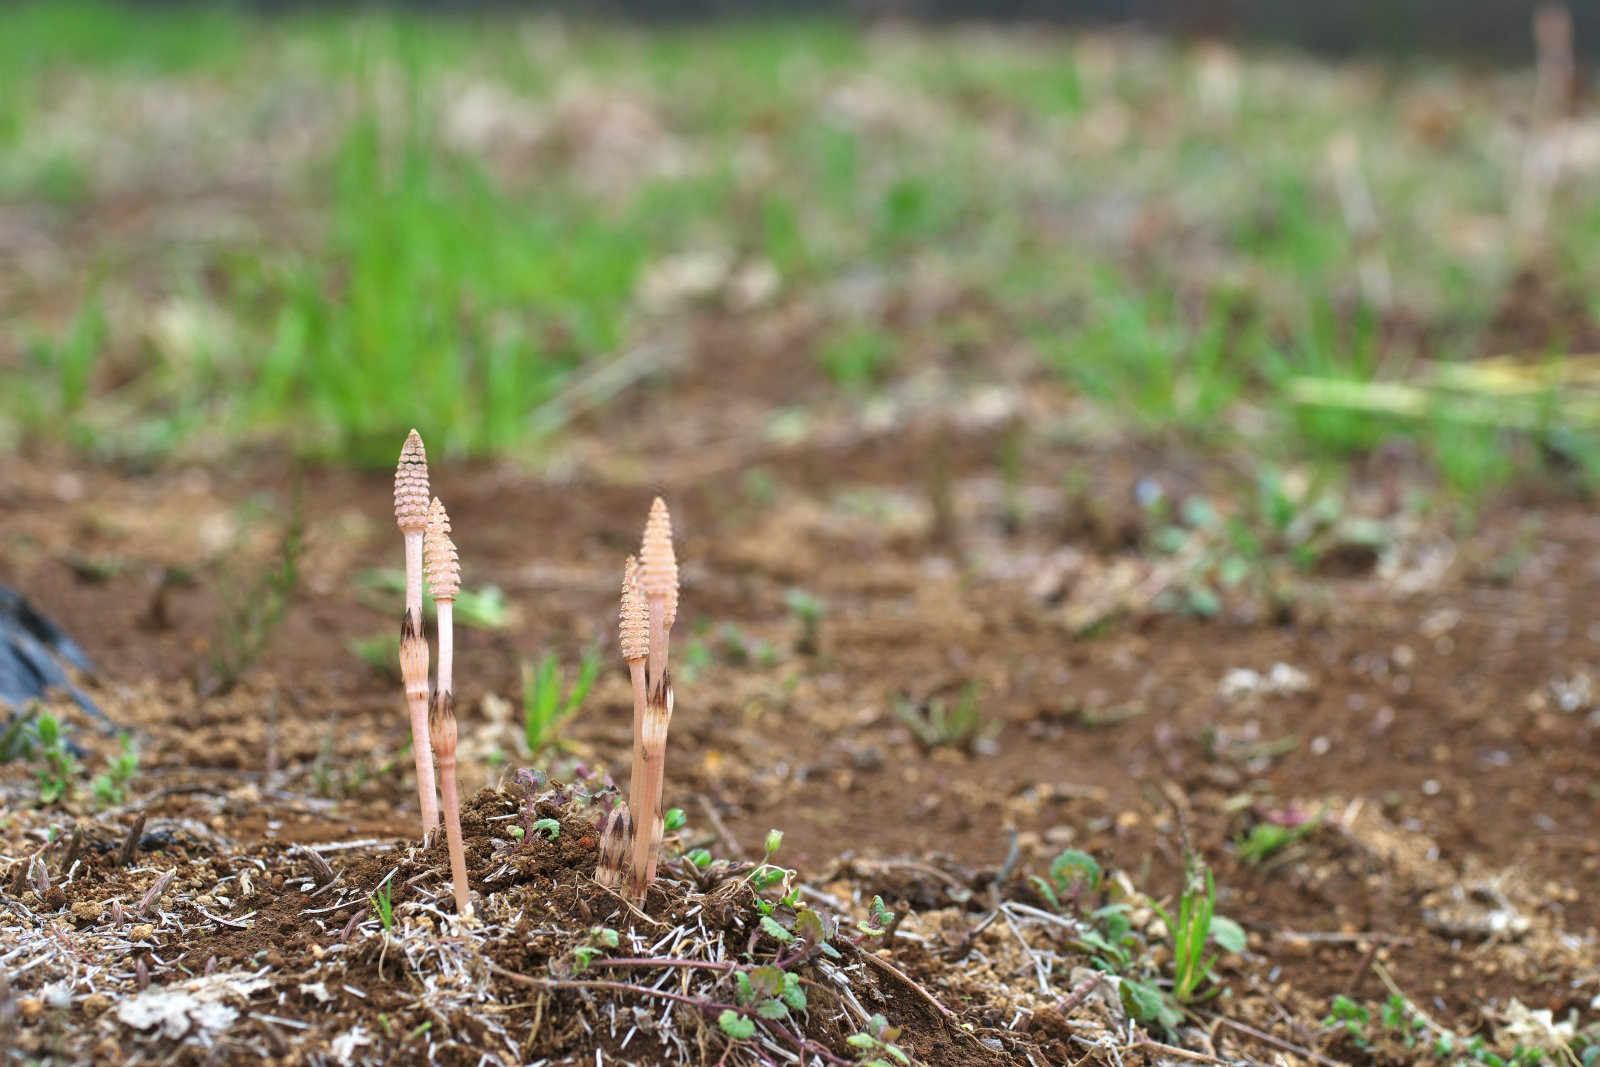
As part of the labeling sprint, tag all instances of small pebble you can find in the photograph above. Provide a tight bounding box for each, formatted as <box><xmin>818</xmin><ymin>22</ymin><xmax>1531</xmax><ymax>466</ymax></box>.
<box><xmin>129</xmin><ymin>923</ymin><xmax>155</xmax><ymax>941</ymax></box>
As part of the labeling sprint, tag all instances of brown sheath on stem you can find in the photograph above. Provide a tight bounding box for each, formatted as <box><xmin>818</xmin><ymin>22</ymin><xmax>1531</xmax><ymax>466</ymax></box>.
<box><xmin>595</xmin><ymin>800</ymin><xmax>633</xmax><ymax>890</ymax></box>
<box><xmin>399</xmin><ymin>609</ymin><xmax>439</xmax><ymax>837</ymax></box>
<box><xmin>626</xmin><ymin>676</ymin><xmax>673</xmax><ymax>902</ymax></box>
<box><xmin>424</xmin><ymin>498</ymin><xmax>460</xmax><ymax>693</ymax></box>
<box><xmin>395</xmin><ymin>430</ymin><xmax>439</xmax><ymax>837</ymax></box>
<box><xmin>430</xmin><ymin>690</ymin><xmax>473</xmax><ymax>918</ymax></box>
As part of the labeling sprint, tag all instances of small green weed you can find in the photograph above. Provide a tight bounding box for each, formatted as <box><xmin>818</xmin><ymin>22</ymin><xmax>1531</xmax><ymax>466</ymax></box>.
<box><xmin>1143</xmin><ymin>469</ymin><xmax>1383</xmax><ymax>622</ymax></box>
<box><xmin>1150</xmin><ymin>861</ymin><xmax>1246</xmax><ymax>1004</ymax></box>
<box><xmin>370</xmin><ymin>880</ymin><xmax>395</xmax><ymax>932</ymax></box>
<box><xmin>1029</xmin><ymin>848</ymin><xmax>1100</xmax><ymax>913</ymax></box>
<box><xmin>818</xmin><ymin>323</ymin><xmax>895</xmax><ymax>391</ymax></box>
<box><xmin>1234</xmin><ymin>807</ymin><xmax>1325</xmax><ymax>866</ymax></box>
<box><xmin>783</xmin><ymin>589</ymin><xmax>826</xmax><ymax>655</ymax></box>
<box><xmin>844</xmin><ymin>1014</ymin><xmax>912</xmax><ymax>1066</ymax></box>
<box><xmin>90</xmin><ymin>735</ymin><xmax>139</xmax><ymax>808</ymax></box>
<box><xmin>521</xmin><ymin>649</ymin><xmax>600</xmax><ymax>754</ymax></box>
<box><xmin>1321</xmin><ymin>992</ymin><xmax>1576</xmax><ymax>1065</ymax></box>
<box><xmin>27</xmin><ymin>709</ymin><xmax>78</xmax><ymax>805</ymax></box>
<box><xmin>570</xmin><ymin>926</ymin><xmax>619</xmax><ymax>973</ymax></box>
<box><xmin>894</xmin><ymin>683</ymin><xmax>992</xmax><ymax>754</ymax></box>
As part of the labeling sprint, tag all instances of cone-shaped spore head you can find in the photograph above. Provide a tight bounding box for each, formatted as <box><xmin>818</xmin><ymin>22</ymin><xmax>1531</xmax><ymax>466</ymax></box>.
<box><xmin>638</xmin><ymin>496</ymin><xmax>678</xmax><ymax>628</ymax></box>
<box><xmin>619</xmin><ymin>555</ymin><xmax>650</xmax><ymax>662</ymax></box>
<box><xmin>394</xmin><ymin>430</ymin><xmax>431</xmax><ymax>531</ymax></box>
<box><xmin>424</xmin><ymin>496</ymin><xmax>461</xmax><ymax>601</ymax></box>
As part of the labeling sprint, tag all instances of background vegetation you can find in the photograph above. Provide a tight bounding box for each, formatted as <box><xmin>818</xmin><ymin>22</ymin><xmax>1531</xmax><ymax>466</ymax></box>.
<box><xmin>2</xmin><ymin>1</ymin><xmax>1597</xmax><ymax>493</ymax></box>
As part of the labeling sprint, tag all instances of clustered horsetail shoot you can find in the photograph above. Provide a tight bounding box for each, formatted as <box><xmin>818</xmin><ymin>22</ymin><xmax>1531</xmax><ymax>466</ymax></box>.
<box><xmin>2</xmin><ymin>4</ymin><xmax>1598</xmax><ymax>1066</ymax></box>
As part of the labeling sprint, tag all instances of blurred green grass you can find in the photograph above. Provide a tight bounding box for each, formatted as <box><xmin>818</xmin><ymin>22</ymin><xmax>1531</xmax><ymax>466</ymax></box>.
<box><xmin>1</xmin><ymin>2</ymin><xmax>1596</xmax><ymax>490</ymax></box>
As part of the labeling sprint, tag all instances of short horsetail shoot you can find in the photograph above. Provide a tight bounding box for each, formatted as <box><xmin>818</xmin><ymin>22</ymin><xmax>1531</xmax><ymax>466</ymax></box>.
<box><xmin>394</xmin><ymin>429</ymin><xmax>439</xmax><ymax>839</ymax></box>
<box><xmin>425</xmin><ymin>496</ymin><xmax>472</xmax><ymax>917</ymax></box>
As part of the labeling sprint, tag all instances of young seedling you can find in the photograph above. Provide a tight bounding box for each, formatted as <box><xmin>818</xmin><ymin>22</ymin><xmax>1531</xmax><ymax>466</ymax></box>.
<box><xmin>628</xmin><ymin>497</ymin><xmax>679</xmax><ymax>902</ymax></box>
<box><xmin>394</xmin><ymin>430</ymin><xmax>440</xmax><ymax>839</ymax></box>
<box><xmin>425</xmin><ymin>498</ymin><xmax>472</xmax><ymax>919</ymax></box>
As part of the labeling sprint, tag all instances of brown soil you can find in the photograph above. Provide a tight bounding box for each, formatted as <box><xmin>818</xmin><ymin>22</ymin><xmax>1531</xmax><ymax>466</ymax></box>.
<box><xmin>2</xmin><ymin>306</ymin><xmax>1598</xmax><ymax>1065</ymax></box>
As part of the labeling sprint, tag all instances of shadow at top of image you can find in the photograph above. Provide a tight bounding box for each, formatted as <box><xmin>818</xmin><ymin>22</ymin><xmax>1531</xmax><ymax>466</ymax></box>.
<box><xmin>103</xmin><ymin>0</ymin><xmax>1600</xmax><ymax>62</ymax></box>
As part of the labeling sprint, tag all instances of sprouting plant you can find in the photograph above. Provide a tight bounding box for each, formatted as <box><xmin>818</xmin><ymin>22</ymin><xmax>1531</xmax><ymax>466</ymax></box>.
<box><xmin>29</xmin><ymin>710</ymin><xmax>78</xmax><ymax>805</ymax></box>
<box><xmin>90</xmin><ymin>736</ymin><xmax>140</xmax><ymax>808</ymax></box>
<box><xmin>521</xmin><ymin>648</ymin><xmax>601</xmax><ymax>754</ymax></box>
<box><xmin>206</xmin><ymin>484</ymin><xmax>304</xmax><ymax>696</ymax></box>
<box><xmin>369</xmin><ymin>881</ymin><xmax>395</xmax><ymax>932</ymax></box>
<box><xmin>530</xmin><ymin>818</ymin><xmax>560</xmax><ymax>839</ymax></box>
<box><xmin>783</xmin><ymin>588</ymin><xmax>826</xmax><ymax>655</ymax></box>
<box><xmin>1234</xmin><ymin>807</ymin><xmax>1325</xmax><ymax>866</ymax></box>
<box><xmin>728</xmin><ymin>964</ymin><xmax>807</xmax><ymax>1031</ymax></box>
<box><xmin>856</xmin><ymin>895</ymin><xmax>896</xmax><ymax>937</ymax></box>
<box><xmin>894</xmin><ymin>683</ymin><xmax>992</xmax><ymax>754</ymax></box>
<box><xmin>1149</xmin><ymin>861</ymin><xmax>1246</xmax><ymax>1004</ymax></box>
<box><xmin>569</xmin><ymin>926</ymin><xmax>620</xmax><ymax>973</ymax></box>
<box><xmin>1323</xmin><ymin>994</ymin><xmax>1371</xmax><ymax>1048</ymax></box>
<box><xmin>1380</xmin><ymin>993</ymin><xmax>1430</xmax><ymax>1050</ymax></box>
<box><xmin>1030</xmin><ymin>849</ymin><xmax>1101</xmax><ymax>912</ymax></box>
<box><xmin>845</xmin><ymin>1014</ymin><xmax>912</xmax><ymax>1066</ymax></box>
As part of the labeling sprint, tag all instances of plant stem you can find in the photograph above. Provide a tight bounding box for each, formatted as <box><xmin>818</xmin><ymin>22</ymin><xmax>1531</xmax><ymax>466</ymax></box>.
<box><xmin>619</xmin><ymin>656</ymin><xmax>647</xmax><ymax>887</ymax></box>
<box><xmin>399</xmin><ymin>593</ymin><xmax>439</xmax><ymax>838</ymax></box>
<box><xmin>627</xmin><ymin>676</ymin><xmax>672</xmax><ymax>901</ymax></box>
<box><xmin>436</xmin><ymin>596</ymin><xmax>454</xmax><ymax>697</ymax></box>
<box><xmin>431</xmin><ymin>597</ymin><xmax>469</xmax><ymax>916</ymax></box>
<box><xmin>436</xmin><ymin>734</ymin><xmax>471</xmax><ymax>917</ymax></box>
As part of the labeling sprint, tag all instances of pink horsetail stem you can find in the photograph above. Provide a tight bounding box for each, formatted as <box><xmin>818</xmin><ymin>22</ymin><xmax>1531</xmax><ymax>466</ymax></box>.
<box><xmin>610</xmin><ymin>555</ymin><xmax>650</xmax><ymax>891</ymax></box>
<box><xmin>394</xmin><ymin>430</ymin><xmax>440</xmax><ymax>838</ymax></box>
<box><xmin>425</xmin><ymin>496</ymin><xmax>471</xmax><ymax>917</ymax></box>
<box><xmin>628</xmin><ymin>499</ymin><xmax>679</xmax><ymax>902</ymax></box>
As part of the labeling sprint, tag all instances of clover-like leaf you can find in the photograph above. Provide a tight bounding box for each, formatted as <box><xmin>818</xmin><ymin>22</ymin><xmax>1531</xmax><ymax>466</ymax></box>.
<box><xmin>718</xmin><ymin>1010</ymin><xmax>756</xmax><ymax>1040</ymax></box>
<box><xmin>1209</xmin><ymin>915</ymin><xmax>1247</xmax><ymax>954</ymax></box>
<box><xmin>748</xmin><ymin>966</ymin><xmax>784</xmax><ymax>999</ymax></box>
<box><xmin>780</xmin><ymin>972</ymin><xmax>807</xmax><ymax>1011</ymax></box>
<box><xmin>795</xmin><ymin>908</ymin><xmax>828</xmax><ymax>944</ymax></box>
